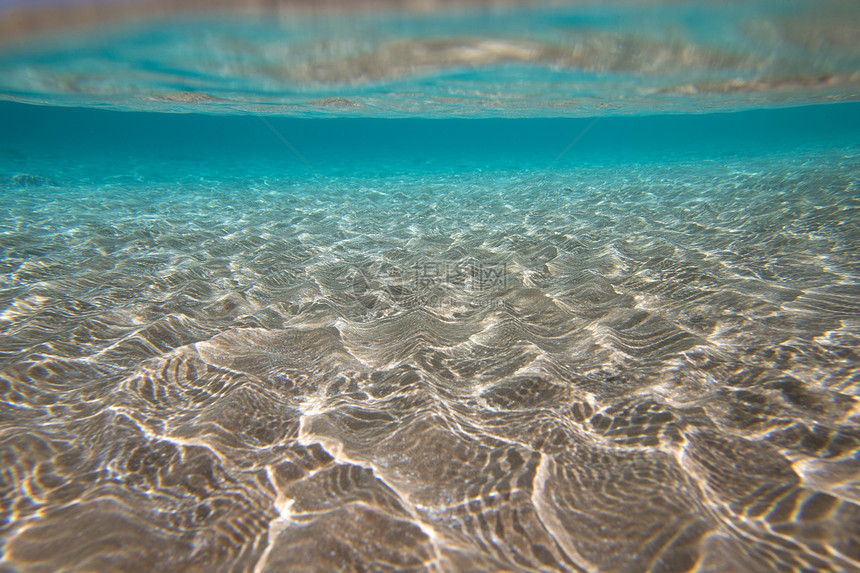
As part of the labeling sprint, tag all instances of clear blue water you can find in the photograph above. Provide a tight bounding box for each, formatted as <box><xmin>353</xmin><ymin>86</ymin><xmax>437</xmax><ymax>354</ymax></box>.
<box><xmin>1</xmin><ymin>2</ymin><xmax>860</xmax><ymax>572</ymax></box>
<box><xmin>2</xmin><ymin>0</ymin><xmax>859</xmax><ymax>116</ymax></box>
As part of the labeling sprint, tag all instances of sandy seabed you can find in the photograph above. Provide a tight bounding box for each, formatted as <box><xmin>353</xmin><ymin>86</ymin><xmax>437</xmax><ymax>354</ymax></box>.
<box><xmin>1</xmin><ymin>146</ymin><xmax>858</xmax><ymax>571</ymax></box>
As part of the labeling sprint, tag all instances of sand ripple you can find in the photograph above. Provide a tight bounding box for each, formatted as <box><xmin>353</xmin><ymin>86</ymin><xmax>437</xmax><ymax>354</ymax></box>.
<box><xmin>1</xmin><ymin>150</ymin><xmax>859</xmax><ymax>571</ymax></box>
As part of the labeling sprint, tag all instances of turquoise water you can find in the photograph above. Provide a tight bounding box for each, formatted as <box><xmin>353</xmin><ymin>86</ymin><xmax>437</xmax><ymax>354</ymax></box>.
<box><xmin>2</xmin><ymin>0</ymin><xmax>859</xmax><ymax>117</ymax></box>
<box><xmin>1</xmin><ymin>2</ymin><xmax>860</xmax><ymax>573</ymax></box>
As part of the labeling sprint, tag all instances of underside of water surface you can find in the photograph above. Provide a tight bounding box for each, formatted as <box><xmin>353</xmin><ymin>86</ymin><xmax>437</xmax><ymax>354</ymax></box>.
<box><xmin>1</xmin><ymin>0</ymin><xmax>859</xmax><ymax>117</ymax></box>
<box><xmin>1</xmin><ymin>1</ymin><xmax>860</xmax><ymax>572</ymax></box>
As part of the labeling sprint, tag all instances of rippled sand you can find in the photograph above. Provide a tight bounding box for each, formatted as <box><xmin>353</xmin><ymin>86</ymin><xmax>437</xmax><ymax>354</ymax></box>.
<box><xmin>1</xmin><ymin>145</ymin><xmax>858</xmax><ymax>571</ymax></box>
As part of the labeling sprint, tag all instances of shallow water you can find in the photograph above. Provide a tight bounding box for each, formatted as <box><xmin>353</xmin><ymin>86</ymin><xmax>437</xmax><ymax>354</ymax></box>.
<box><xmin>2</xmin><ymin>2</ymin><xmax>860</xmax><ymax>573</ymax></box>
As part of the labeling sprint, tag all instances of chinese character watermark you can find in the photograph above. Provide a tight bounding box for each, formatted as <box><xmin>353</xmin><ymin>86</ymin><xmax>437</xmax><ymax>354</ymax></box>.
<box><xmin>347</xmin><ymin>258</ymin><xmax>508</xmax><ymax>311</ymax></box>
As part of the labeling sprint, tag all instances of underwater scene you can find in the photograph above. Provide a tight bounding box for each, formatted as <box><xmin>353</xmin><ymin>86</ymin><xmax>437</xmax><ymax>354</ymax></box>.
<box><xmin>1</xmin><ymin>1</ymin><xmax>859</xmax><ymax>571</ymax></box>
